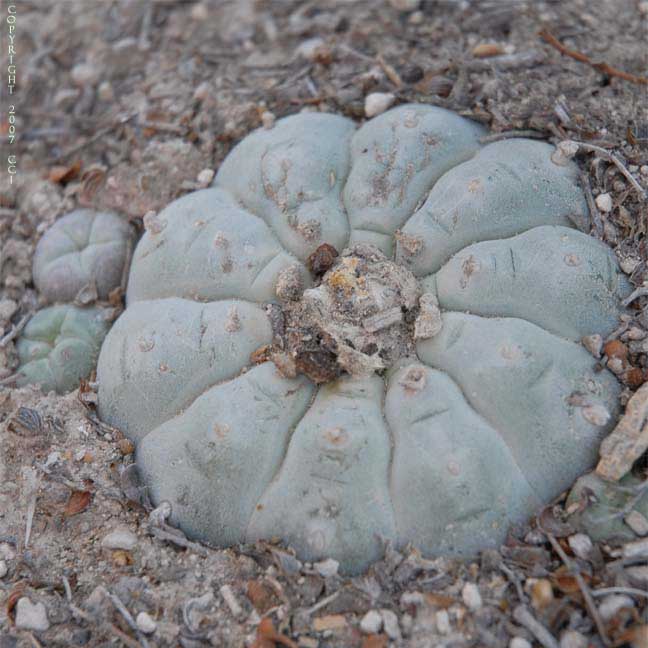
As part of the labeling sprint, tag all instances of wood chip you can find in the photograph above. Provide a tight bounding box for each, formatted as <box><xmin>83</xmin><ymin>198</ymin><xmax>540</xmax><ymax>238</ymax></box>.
<box><xmin>597</xmin><ymin>382</ymin><xmax>648</xmax><ymax>481</ymax></box>
<box><xmin>312</xmin><ymin>614</ymin><xmax>348</xmax><ymax>631</ymax></box>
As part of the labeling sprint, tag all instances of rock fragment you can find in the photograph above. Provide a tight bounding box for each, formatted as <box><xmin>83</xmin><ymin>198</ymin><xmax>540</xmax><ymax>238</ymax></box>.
<box><xmin>360</xmin><ymin>610</ymin><xmax>383</xmax><ymax>634</ymax></box>
<box><xmin>15</xmin><ymin>597</ymin><xmax>50</xmax><ymax>632</ymax></box>
<box><xmin>597</xmin><ymin>382</ymin><xmax>648</xmax><ymax>481</ymax></box>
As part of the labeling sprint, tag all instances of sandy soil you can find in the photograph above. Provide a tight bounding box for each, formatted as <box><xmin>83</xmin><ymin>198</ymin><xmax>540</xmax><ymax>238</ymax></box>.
<box><xmin>1</xmin><ymin>1</ymin><xmax>647</xmax><ymax>647</ymax></box>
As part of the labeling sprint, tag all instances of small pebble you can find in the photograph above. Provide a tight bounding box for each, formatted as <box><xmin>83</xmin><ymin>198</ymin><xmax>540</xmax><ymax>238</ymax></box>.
<box><xmin>220</xmin><ymin>584</ymin><xmax>243</xmax><ymax>618</ymax></box>
<box><xmin>71</xmin><ymin>62</ymin><xmax>101</xmax><ymax>87</ymax></box>
<box><xmin>101</xmin><ymin>528</ymin><xmax>138</xmax><ymax>551</ymax></box>
<box><xmin>389</xmin><ymin>0</ymin><xmax>420</xmax><ymax>10</ymax></box>
<box><xmin>510</xmin><ymin>638</ymin><xmax>532</xmax><ymax>648</ymax></box>
<box><xmin>640</xmin><ymin>164</ymin><xmax>648</xmax><ymax>177</ymax></box>
<box><xmin>400</xmin><ymin>64</ymin><xmax>424</xmax><ymax>84</ymax></box>
<box><xmin>568</xmin><ymin>533</ymin><xmax>593</xmax><ymax>559</ymax></box>
<box><xmin>190</xmin><ymin>3</ymin><xmax>209</xmax><ymax>20</ymax></box>
<box><xmin>53</xmin><ymin>88</ymin><xmax>80</xmax><ymax>110</ymax></box>
<box><xmin>436</xmin><ymin>609</ymin><xmax>451</xmax><ymax>634</ymax></box>
<box><xmin>551</xmin><ymin>140</ymin><xmax>579</xmax><ymax>166</ymax></box>
<box><xmin>598</xmin><ymin>594</ymin><xmax>633</xmax><ymax>621</ymax></box>
<box><xmin>625</xmin><ymin>510</ymin><xmax>648</xmax><ymax>536</ymax></box>
<box><xmin>98</xmin><ymin>81</ymin><xmax>114</xmax><ymax>102</ymax></box>
<box><xmin>623</xmin><ymin>537</ymin><xmax>648</xmax><ymax>559</ymax></box>
<box><xmin>360</xmin><ymin>610</ymin><xmax>383</xmax><ymax>634</ymax></box>
<box><xmin>136</xmin><ymin>611</ymin><xmax>157</xmax><ymax>635</ymax></box>
<box><xmin>0</xmin><ymin>559</ymin><xmax>7</xmax><ymax>578</ymax></box>
<box><xmin>408</xmin><ymin>10</ymin><xmax>424</xmax><ymax>24</ymax></box>
<box><xmin>560</xmin><ymin>630</ymin><xmax>588</xmax><ymax>648</ymax></box>
<box><xmin>530</xmin><ymin>579</ymin><xmax>554</xmax><ymax>610</ymax></box>
<box><xmin>625</xmin><ymin>565</ymin><xmax>648</xmax><ymax>588</ymax></box>
<box><xmin>314</xmin><ymin>558</ymin><xmax>339</xmax><ymax>578</ymax></box>
<box><xmin>296</xmin><ymin>37</ymin><xmax>326</xmax><ymax>62</ymax></box>
<box><xmin>380</xmin><ymin>609</ymin><xmax>401</xmax><ymax>641</ymax></box>
<box><xmin>461</xmin><ymin>582</ymin><xmax>482</xmax><ymax>611</ymax></box>
<box><xmin>595</xmin><ymin>193</ymin><xmax>613</xmax><ymax>213</ymax></box>
<box><xmin>364</xmin><ymin>92</ymin><xmax>395</xmax><ymax>118</ymax></box>
<box><xmin>582</xmin><ymin>334</ymin><xmax>603</xmax><ymax>358</ymax></box>
<box><xmin>15</xmin><ymin>597</ymin><xmax>50</xmax><ymax>632</ymax></box>
<box><xmin>197</xmin><ymin>168</ymin><xmax>215</xmax><ymax>186</ymax></box>
<box><xmin>261</xmin><ymin>111</ymin><xmax>276</xmax><ymax>129</ymax></box>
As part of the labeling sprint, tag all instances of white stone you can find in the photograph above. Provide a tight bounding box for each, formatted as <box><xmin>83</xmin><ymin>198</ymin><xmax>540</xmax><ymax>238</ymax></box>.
<box><xmin>380</xmin><ymin>609</ymin><xmax>401</xmax><ymax>640</ymax></box>
<box><xmin>136</xmin><ymin>611</ymin><xmax>157</xmax><ymax>634</ymax></box>
<box><xmin>314</xmin><ymin>558</ymin><xmax>339</xmax><ymax>578</ymax></box>
<box><xmin>98</xmin><ymin>81</ymin><xmax>114</xmax><ymax>102</ymax></box>
<box><xmin>53</xmin><ymin>88</ymin><xmax>79</xmax><ymax>110</ymax></box>
<box><xmin>15</xmin><ymin>597</ymin><xmax>50</xmax><ymax>632</ymax></box>
<box><xmin>510</xmin><ymin>638</ymin><xmax>532</xmax><ymax>648</ymax></box>
<box><xmin>0</xmin><ymin>560</ymin><xmax>7</xmax><ymax>578</ymax></box>
<box><xmin>595</xmin><ymin>193</ymin><xmax>613</xmax><ymax>213</ymax></box>
<box><xmin>360</xmin><ymin>609</ymin><xmax>383</xmax><ymax>634</ymax></box>
<box><xmin>551</xmin><ymin>140</ymin><xmax>579</xmax><ymax>166</ymax></box>
<box><xmin>101</xmin><ymin>528</ymin><xmax>138</xmax><ymax>551</ymax></box>
<box><xmin>197</xmin><ymin>169</ymin><xmax>215</xmax><ymax>186</ymax></box>
<box><xmin>220</xmin><ymin>584</ymin><xmax>243</xmax><ymax>617</ymax></box>
<box><xmin>625</xmin><ymin>565</ymin><xmax>648</xmax><ymax>588</ymax></box>
<box><xmin>71</xmin><ymin>62</ymin><xmax>101</xmax><ymax>87</ymax></box>
<box><xmin>598</xmin><ymin>594</ymin><xmax>634</xmax><ymax>621</ymax></box>
<box><xmin>408</xmin><ymin>10</ymin><xmax>424</xmax><ymax>24</ymax></box>
<box><xmin>364</xmin><ymin>92</ymin><xmax>396</xmax><ymax>118</ymax></box>
<box><xmin>261</xmin><ymin>111</ymin><xmax>276</xmax><ymax>130</ymax></box>
<box><xmin>296</xmin><ymin>37</ymin><xmax>326</xmax><ymax>62</ymax></box>
<box><xmin>389</xmin><ymin>0</ymin><xmax>420</xmax><ymax>10</ymax></box>
<box><xmin>560</xmin><ymin>629</ymin><xmax>588</xmax><ymax>648</ymax></box>
<box><xmin>567</xmin><ymin>533</ymin><xmax>593</xmax><ymax>559</ymax></box>
<box><xmin>581</xmin><ymin>334</ymin><xmax>603</xmax><ymax>358</ymax></box>
<box><xmin>462</xmin><ymin>582</ymin><xmax>482</xmax><ymax>611</ymax></box>
<box><xmin>625</xmin><ymin>510</ymin><xmax>648</xmax><ymax>536</ymax></box>
<box><xmin>436</xmin><ymin>609</ymin><xmax>451</xmax><ymax>634</ymax></box>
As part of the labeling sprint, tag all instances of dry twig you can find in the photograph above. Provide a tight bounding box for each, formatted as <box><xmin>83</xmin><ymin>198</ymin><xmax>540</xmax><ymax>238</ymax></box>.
<box><xmin>543</xmin><ymin>531</ymin><xmax>611</xmax><ymax>647</ymax></box>
<box><xmin>539</xmin><ymin>29</ymin><xmax>648</xmax><ymax>86</ymax></box>
<box><xmin>512</xmin><ymin>605</ymin><xmax>559</xmax><ymax>648</ymax></box>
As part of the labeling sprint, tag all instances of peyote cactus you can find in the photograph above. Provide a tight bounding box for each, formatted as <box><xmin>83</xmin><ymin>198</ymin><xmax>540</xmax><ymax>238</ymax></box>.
<box><xmin>16</xmin><ymin>305</ymin><xmax>110</xmax><ymax>394</ymax></box>
<box><xmin>97</xmin><ymin>105</ymin><xmax>631</xmax><ymax>573</ymax></box>
<box><xmin>33</xmin><ymin>208</ymin><xmax>135</xmax><ymax>303</ymax></box>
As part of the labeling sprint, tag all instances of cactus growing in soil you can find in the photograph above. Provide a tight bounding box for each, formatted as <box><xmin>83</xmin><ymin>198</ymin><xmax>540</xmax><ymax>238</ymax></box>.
<box><xmin>96</xmin><ymin>105</ymin><xmax>630</xmax><ymax>573</ymax></box>
<box><xmin>33</xmin><ymin>208</ymin><xmax>135</xmax><ymax>304</ymax></box>
<box><xmin>16</xmin><ymin>304</ymin><xmax>110</xmax><ymax>394</ymax></box>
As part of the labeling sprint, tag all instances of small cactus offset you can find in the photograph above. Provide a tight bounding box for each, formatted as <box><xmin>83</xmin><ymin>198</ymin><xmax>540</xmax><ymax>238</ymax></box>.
<box><xmin>16</xmin><ymin>305</ymin><xmax>110</xmax><ymax>395</ymax></box>
<box><xmin>95</xmin><ymin>105</ymin><xmax>630</xmax><ymax>573</ymax></box>
<box><xmin>33</xmin><ymin>208</ymin><xmax>135</xmax><ymax>304</ymax></box>
<box><xmin>15</xmin><ymin>208</ymin><xmax>133</xmax><ymax>394</ymax></box>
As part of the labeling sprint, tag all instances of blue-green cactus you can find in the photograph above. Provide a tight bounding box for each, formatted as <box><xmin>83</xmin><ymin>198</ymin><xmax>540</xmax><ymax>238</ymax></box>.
<box><xmin>97</xmin><ymin>105</ymin><xmax>630</xmax><ymax>573</ymax></box>
<box><xmin>16</xmin><ymin>305</ymin><xmax>110</xmax><ymax>394</ymax></box>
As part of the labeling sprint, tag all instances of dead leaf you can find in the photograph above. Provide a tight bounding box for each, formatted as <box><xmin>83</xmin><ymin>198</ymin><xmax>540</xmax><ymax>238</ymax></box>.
<box><xmin>251</xmin><ymin>617</ymin><xmax>298</xmax><ymax>648</ymax></box>
<box><xmin>247</xmin><ymin>580</ymin><xmax>279</xmax><ymax>614</ymax></box>
<box><xmin>49</xmin><ymin>160</ymin><xmax>81</xmax><ymax>184</ymax></box>
<box><xmin>64</xmin><ymin>489</ymin><xmax>92</xmax><ymax>517</ymax></box>
<box><xmin>472</xmin><ymin>43</ymin><xmax>504</xmax><ymax>58</ymax></box>
<box><xmin>362</xmin><ymin>634</ymin><xmax>389</xmax><ymax>648</ymax></box>
<box><xmin>424</xmin><ymin>592</ymin><xmax>455</xmax><ymax>609</ymax></box>
<box><xmin>111</xmin><ymin>550</ymin><xmax>133</xmax><ymax>566</ymax></box>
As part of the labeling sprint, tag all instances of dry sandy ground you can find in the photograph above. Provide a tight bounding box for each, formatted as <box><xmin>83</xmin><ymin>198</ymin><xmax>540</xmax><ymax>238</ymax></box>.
<box><xmin>0</xmin><ymin>1</ymin><xmax>647</xmax><ymax>647</ymax></box>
